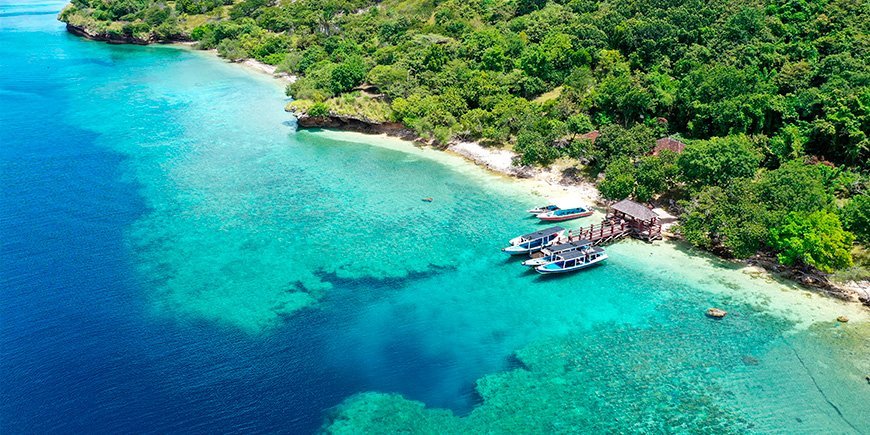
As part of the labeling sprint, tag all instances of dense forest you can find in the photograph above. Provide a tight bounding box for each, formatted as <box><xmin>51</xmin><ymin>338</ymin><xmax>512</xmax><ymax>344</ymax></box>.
<box><xmin>61</xmin><ymin>0</ymin><xmax>868</xmax><ymax>277</ymax></box>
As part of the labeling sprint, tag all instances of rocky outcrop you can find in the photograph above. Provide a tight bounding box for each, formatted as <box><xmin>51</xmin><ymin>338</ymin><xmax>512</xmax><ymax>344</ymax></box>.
<box><xmin>64</xmin><ymin>22</ymin><xmax>191</xmax><ymax>45</ymax></box>
<box><xmin>706</xmin><ymin>308</ymin><xmax>727</xmax><ymax>318</ymax></box>
<box><xmin>291</xmin><ymin>111</ymin><xmax>418</xmax><ymax>141</ymax></box>
<box><xmin>65</xmin><ymin>23</ymin><xmax>154</xmax><ymax>45</ymax></box>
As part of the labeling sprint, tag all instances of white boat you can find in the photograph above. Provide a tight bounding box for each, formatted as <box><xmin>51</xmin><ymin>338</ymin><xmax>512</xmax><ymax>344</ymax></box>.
<box><xmin>522</xmin><ymin>239</ymin><xmax>592</xmax><ymax>267</ymax></box>
<box><xmin>527</xmin><ymin>204</ymin><xmax>560</xmax><ymax>214</ymax></box>
<box><xmin>503</xmin><ymin>226</ymin><xmax>565</xmax><ymax>255</ymax></box>
<box><xmin>536</xmin><ymin>206</ymin><xmax>593</xmax><ymax>222</ymax></box>
<box><xmin>535</xmin><ymin>247</ymin><xmax>608</xmax><ymax>274</ymax></box>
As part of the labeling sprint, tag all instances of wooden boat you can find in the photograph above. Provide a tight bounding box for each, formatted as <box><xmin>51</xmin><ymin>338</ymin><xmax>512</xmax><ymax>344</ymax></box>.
<box><xmin>527</xmin><ymin>204</ymin><xmax>559</xmax><ymax>214</ymax></box>
<box><xmin>535</xmin><ymin>247</ymin><xmax>607</xmax><ymax>274</ymax></box>
<box><xmin>503</xmin><ymin>226</ymin><xmax>565</xmax><ymax>255</ymax></box>
<box><xmin>537</xmin><ymin>206</ymin><xmax>593</xmax><ymax>222</ymax></box>
<box><xmin>422</xmin><ymin>197</ymin><xmax>434</xmax><ymax>202</ymax></box>
<box><xmin>521</xmin><ymin>239</ymin><xmax>592</xmax><ymax>267</ymax></box>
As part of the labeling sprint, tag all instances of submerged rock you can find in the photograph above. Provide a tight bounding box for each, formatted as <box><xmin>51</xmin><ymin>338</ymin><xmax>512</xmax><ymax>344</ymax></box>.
<box><xmin>706</xmin><ymin>308</ymin><xmax>727</xmax><ymax>318</ymax></box>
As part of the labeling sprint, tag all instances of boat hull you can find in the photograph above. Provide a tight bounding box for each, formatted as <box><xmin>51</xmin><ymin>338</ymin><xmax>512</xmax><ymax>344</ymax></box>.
<box><xmin>537</xmin><ymin>211</ymin><xmax>593</xmax><ymax>222</ymax></box>
<box><xmin>503</xmin><ymin>244</ymin><xmax>546</xmax><ymax>255</ymax></box>
<box><xmin>527</xmin><ymin>205</ymin><xmax>559</xmax><ymax>214</ymax></box>
<box><xmin>535</xmin><ymin>254</ymin><xmax>607</xmax><ymax>274</ymax></box>
<box><xmin>522</xmin><ymin>256</ymin><xmax>554</xmax><ymax>267</ymax></box>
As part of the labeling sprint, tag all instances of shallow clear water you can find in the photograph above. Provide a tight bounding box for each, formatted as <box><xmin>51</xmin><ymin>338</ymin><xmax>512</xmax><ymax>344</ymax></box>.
<box><xmin>1</xmin><ymin>2</ymin><xmax>868</xmax><ymax>433</ymax></box>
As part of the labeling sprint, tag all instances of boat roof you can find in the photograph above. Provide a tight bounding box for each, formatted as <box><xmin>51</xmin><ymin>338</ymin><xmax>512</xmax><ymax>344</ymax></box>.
<box><xmin>520</xmin><ymin>226</ymin><xmax>564</xmax><ymax>240</ymax></box>
<box><xmin>558</xmin><ymin>250</ymin><xmax>588</xmax><ymax>260</ymax></box>
<box><xmin>548</xmin><ymin>239</ymin><xmax>591</xmax><ymax>251</ymax></box>
<box><xmin>559</xmin><ymin>247</ymin><xmax>604</xmax><ymax>259</ymax></box>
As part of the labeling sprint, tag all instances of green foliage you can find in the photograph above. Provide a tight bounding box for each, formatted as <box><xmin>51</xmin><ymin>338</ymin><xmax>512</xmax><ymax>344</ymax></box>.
<box><xmin>769</xmin><ymin>211</ymin><xmax>854</xmax><ymax>273</ymax></box>
<box><xmin>64</xmin><ymin>0</ymin><xmax>870</xmax><ymax>271</ymax></box>
<box><xmin>598</xmin><ymin>157</ymin><xmax>636</xmax><ymax>201</ymax></box>
<box><xmin>216</xmin><ymin>39</ymin><xmax>247</xmax><ymax>61</ymax></box>
<box><xmin>308</xmin><ymin>102</ymin><xmax>330</xmax><ymax>117</ymax></box>
<box><xmin>678</xmin><ymin>135</ymin><xmax>761</xmax><ymax>189</ymax></box>
<box><xmin>591</xmin><ymin>123</ymin><xmax>655</xmax><ymax>168</ymax></box>
<box><xmin>678</xmin><ymin>183</ymin><xmax>771</xmax><ymax>258</ymax></box>
<box><xmin>635</xmin><ymin>151</ymin><xmax>679</xmax><ymax>201</ymax></box>
<box><xmin>756</xmin><ymin>160</ymin><xmax>835</xmax><ymax>216</ymax></box>
<box><xmin>514</xmin><ymin>130</ymin><xmax>559</xmax><ymax>166</ymax></box>
<box><xmin>175</xmin><ymin>0</ymin><xmax>230</xmax><ymax>15</ymax></box>
<box><xmin>330</xmin><ymin>55</ymin><xmax>367</xmax><ymax>94</ymax></box>
<box><xmin>840</xmin><ymin>194</ymin><xmax>869</xmax><ymax>245</ymax></box>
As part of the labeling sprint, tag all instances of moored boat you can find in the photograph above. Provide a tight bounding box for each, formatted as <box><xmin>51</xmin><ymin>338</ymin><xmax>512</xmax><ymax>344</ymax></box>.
<box><xmin>522</xmin><ymin>239</ymin><xmax>592</xmax><ymax>267</ymax></box>
<box><xmin>503</xmin><ymin>226</ymin><xmax>565</xmax><ymax>255</ymax></box>
<box><xmin>537</xmin><ymin>206</ymin><xmax>593</xmax><ymax>222</ymax></box>
<box><xmin>527</xmin><ymin>204</ymin><xmax>560</xmax><ymax>214</ymax></box>
<box><xmin>535</xmin><ymin>247</ymin><xmax>607</xmax><ymax>274</ymax></box>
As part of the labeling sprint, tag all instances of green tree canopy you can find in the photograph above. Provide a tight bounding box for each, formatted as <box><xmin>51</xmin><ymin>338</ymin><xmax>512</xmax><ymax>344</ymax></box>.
<box><xmin>678</xmin><ymin>135</ymin><xmax>761</xmax><ymax>189</ymax></box>
<box><xmin>769</xmin><ymin>211</ymin><xmax>854</xmax><ymax>273</ymax></box>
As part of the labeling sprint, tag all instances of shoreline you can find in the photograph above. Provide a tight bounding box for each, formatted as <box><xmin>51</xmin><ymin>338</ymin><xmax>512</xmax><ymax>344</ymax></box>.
<box><xmin>295</xmin><ymin>127</ymin><xmax>870</xmax><ymax>310</ymax></box>
<box><xmin>62</xmin><ymin>24</ymin><xmax>870</xmax><ymax>312</ymax></box>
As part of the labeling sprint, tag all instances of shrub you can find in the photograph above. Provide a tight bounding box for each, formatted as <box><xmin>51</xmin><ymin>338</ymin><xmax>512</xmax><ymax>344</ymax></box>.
<box><xmin>308</xmin><ymin>102</ymin><xmax>330</xmax><ymax>117</ymax></box>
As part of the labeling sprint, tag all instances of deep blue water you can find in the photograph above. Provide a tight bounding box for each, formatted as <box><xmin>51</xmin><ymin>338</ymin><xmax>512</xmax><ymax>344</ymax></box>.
<box><xmin>0</xmin><ymin>3</ymin><xmax>548</xmax><ymax>431</ymax></box>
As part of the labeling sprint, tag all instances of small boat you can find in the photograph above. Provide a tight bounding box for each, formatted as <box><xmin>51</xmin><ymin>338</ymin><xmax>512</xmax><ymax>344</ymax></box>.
<box><xmin>422</xmin><ymin>197</ymin><xmax>434</xmax><ymax>202</ymax></box>
<box><xmin>535</xmin><ymin>247</ymin><xmax>607</xmax><ymax>274</ymax></box>
<box><xmin>527</xmin><ymin>204</ymin><xmax>560</xmax><ymax>214</ymax></box>
<box><xmin>522</xmin><ymin>239</ymin><xmax>592</xmax><ymax>267</ymax></box>
<box><xmin>537</xmin><ymin>206</ymin><xmax>593</xmax><ymax>222</ymax></box>
<box><xmin>503</xmin><ymin>226</ymin><xmax>565</xmax><ymax>255</ymax></box>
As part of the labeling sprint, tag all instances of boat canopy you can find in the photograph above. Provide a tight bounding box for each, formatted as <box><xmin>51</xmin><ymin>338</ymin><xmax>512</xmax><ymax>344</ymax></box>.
<box><xmin>558</xmin><ymin>249</ymin><xmax>593</xmax><ymax>260</ymax></box>
<box><xmin>548</xmin><ymin>239</ymin><xmax>591</xmax><ymax>252</ymax></box>
<box><xmin>519</xmin><ymin>226</ymin><xmax>564</xmax><ymax>240</ymax></box>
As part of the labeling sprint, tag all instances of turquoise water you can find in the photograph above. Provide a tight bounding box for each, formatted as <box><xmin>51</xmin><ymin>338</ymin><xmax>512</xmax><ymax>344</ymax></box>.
<box><xmin>1</xmin><ymin>1</ymin><xmax>868</xmax><ymax>433</ymax></box>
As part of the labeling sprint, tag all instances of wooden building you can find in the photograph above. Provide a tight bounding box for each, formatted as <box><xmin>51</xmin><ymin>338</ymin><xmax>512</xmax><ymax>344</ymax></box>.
<box><xmin>569</xmin><ymin>199</ymin><xmax>662</xmax><ymax>245</ymax></box>
<box><xmin>606</xmin><ymin>199</ymin><xmax>662</xmax><ymax>241</ymax></box>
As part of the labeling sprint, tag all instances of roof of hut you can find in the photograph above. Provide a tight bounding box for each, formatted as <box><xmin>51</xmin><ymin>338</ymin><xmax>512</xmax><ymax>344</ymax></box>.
<box><xmin>652</xmin><ymin>137</ymin><xmax>686</xmax><ymax>155</ymax></box>
<box><xmin>610</xmin><ymin>199</ymin><xmax>658</xmax><ymax>221</ymax></box>
<box><xmin>579</xmin><ymin>130</ymin><xmax>600</xmax><ymax>144</ymax></box>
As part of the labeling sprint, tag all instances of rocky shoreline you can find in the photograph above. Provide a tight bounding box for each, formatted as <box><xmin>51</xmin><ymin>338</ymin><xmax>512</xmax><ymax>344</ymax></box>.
<box><xmin>746</xmin><ymin>255</ymin><xmax>870</xmax><ymax>307</ymax></box>
<box><xmin>65</xmin><ymin>23</ymin><xmax>164</xmax><ymax>45</ymax></box>
<box><xmin>292</xmin><ymin>111</ymin><xmax>418</xmax><ymax>141</ymax></box>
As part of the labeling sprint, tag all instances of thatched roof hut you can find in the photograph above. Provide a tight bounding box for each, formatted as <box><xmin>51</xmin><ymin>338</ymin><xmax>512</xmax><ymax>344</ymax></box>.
<box><xmin>610</xmin><ymin>199</ymin><xmax>658</xmax><ymax>222</ymax></box>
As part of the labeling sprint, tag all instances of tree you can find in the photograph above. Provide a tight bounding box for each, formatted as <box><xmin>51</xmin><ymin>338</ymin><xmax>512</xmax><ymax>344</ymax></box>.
<box><xmin>216</xmin><ymin>39</ymin><xmax>247</xmax><ymax>61</ymax></box>
<box><xmin>757</xmin><ymin>160</ymin><xmax>835</xmax><ymax>216</ymax></box>
<box><xmin>330</xmin><ymin>55</ymin><xmax>367</xmax><ymax>94</ymax></box>
<box><xmin>769</xmin><ymin>211</ymin><xmax>854</xmax><ymax>273</ymax></box>
<box><xmin>678</xmin><ymin>135</ymin><xmax>761</xmax><ymax>189</ymax></box>
<box><xmin>515</xmin><ymin>130</ymin><xmax>559</xmax><ymax>166</ymax></box>
<box><xmin>598</xmin><ymin>157</ymin><xmax>636</xmax><ymax>201</ymax></box>
<box><xmin>840</xmin><ymin>194</ymin><xmax>869</xmax><ymax>245</ymax></box>
<box><xmin>591</xmin><ymin>123</ymin><xmax>655</xmax><ymax>169</ymax></box>
<box><xmin>367</xmin><ymin>65</ymin><xmax>411</xmax><ymax>99</ymax></box>
<box><xmin>635</xmin><ymin>152</ymin><xmax>678</xmax><ymax>201</ymax></box>
<box><xmin>678</xmin><ymin>182</ymin><xmax>771</xmax><ymax>258</ymax></box>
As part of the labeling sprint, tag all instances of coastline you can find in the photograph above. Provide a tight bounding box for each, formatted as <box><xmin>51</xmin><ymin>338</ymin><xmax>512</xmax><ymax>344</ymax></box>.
<box><xmin>294</xmin><ymin>127</ymin><xmax>870</xmax><ymax>310</ymax></box>
<box><xmin>61</xmin><ymin>24</ymin><xmax>870</xmax><ymax>312</ymax></box>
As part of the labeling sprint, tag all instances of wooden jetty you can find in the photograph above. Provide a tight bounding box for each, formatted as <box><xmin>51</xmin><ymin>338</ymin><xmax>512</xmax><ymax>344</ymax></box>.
<box><xmin>564</xmin><ymin>199</ymin><xmax>662</xmax><ymax>246</ymax></box>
